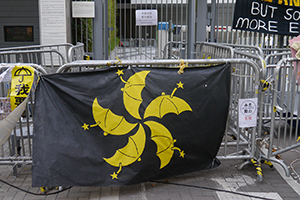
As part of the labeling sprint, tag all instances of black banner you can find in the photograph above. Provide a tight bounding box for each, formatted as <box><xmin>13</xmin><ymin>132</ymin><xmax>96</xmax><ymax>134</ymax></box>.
<box><xmin>232</xmin><ymin>0</ymin><xmax>300</xmax><ymax>36</ymax></box>
<box><xmin>32</xmin><ymin>64</ymin><xmax>231</xmax><ymax>187</ymax></box>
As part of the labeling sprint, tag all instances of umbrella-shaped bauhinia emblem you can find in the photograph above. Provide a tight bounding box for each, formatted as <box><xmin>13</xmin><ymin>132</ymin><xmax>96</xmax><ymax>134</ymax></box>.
<box><xmin>144</xmin><ymin>81</ymin><xmax>192</xmax><ymax>119</ymax></box>
<box><xmin>120</xmin><ymin>70</ymin><xmax>150</xmax><ymax>120</ymax></box>
<box><xmin>14</xmin><ymin>67</ymin><xmax>33</xmax><ymax>82</ymax></box>
<box><xmin>83</xmin><ymin>69</ymin><xmax>193</xmax><ymax>179</ymax></box>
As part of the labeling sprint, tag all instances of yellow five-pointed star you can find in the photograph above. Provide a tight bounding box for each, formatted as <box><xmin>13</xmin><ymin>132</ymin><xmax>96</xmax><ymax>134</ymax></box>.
<box><xmin>177</xmin><ymin>81</ymin><xmax>184</xmax><ymax>89</ymax></box>
<box><xmin>116</xmin><ymin>69</ymin><xmax>124</xmax><ymax>76</ymax></box>
<box><xmin>297</xmin><ymin>136</ymin><xmax>300</xmax><ymax>142</ymax></box>
<box><xmin>82</xmin><ymin>123</ymin><xmax>89</xmax><ymax>131</ymax></box>
<box><xmin>179</xmin><ymin>150</ymin><xmax>185</xmax><ymax>158</ymax></box>
<box><xmin>110</xmin><ymin>172</ymin><xmax>118</xmax><ymax>179</ymax></box>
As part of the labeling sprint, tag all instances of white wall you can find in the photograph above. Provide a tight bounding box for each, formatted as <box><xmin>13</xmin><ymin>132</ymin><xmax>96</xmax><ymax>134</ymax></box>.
<box><xmin>39</xmin><ymin>0</ymin><xmax>72</xmax><ymax>45</ymax></box>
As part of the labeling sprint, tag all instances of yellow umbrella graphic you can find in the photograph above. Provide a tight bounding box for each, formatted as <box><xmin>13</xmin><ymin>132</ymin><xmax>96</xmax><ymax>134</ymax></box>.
<box><xmin>144</xmin><ymin>121</ymin><xmax>184</xmax><ymax>169</ymax></box>
<box><xmin>103</xmin><ymin>124</ymin><xmax>146</xmax><ymax>179</ymax></box>
<box><xmin>13</xmin><ymin>67</ymin><xmax>32</xmax><ymax>82</ymax></box>
<box><xmin>84</xmin><ymin>70</ymin><xmax>192</xmax><ymax>179</ymax></box>
<box><xmin>144</xmin><ymin>82</ymin><xmax>192</xmax><ymax>119</ymax></box>
<box><xmin>118</xmin><ymin>70</ymin><xmax>150</xmax><ymax>120</ymax></box>
<box><xmin>91</xmin><ymin>98</ymin><xmax>138</xmax><ymax>136</ymax></box>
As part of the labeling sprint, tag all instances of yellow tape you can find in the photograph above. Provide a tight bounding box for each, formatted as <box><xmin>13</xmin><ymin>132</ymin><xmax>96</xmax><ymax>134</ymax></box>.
<box><xmin>262</xmin><ymin>60</ymin><xmax>266</xmax><ymax>68</ymax></box>
<box><xmin>10</xmin><ymin>66</ymin><xmax>34</xmax><ymax>111</ymax></box>
<box><xmin>260</xmin><ymin>80</ymin><xmax>269</xmax><ymax>91</ymax></box>
<box><xmin>84</xmin><ymin>55</ymin><xmax>90</xmax><ymax>60</ymax></box>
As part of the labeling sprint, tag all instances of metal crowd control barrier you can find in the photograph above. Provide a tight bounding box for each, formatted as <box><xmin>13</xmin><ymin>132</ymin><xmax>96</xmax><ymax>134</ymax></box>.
<box><xmin>56</xmin><ymin>58</ymin><xmax>271</xmax><ymax>180</ymax></box>
<box><xmin>264</xmin><ymin>58</ymin><xmax>300</xmax><ymax>178</ymax></box>
<box><xmin>263</xmin><ymin>48</ymin><xmax>291</xmax><ymax>58</ymax></box>
<box><xmin>0</xmin><ymin>43</ymin><xmax>85</xmax><ymax>73</ymax></box>
<box><xmin>221</xmin><ymin>43</ymin><xmax>265</xmax><ymax>58</ymax></box>
<box><xmin>194</xmin><ymin>42</ymin><xmax>234</xmax><ymax>59</ymax></box>
<box><xmin>67</xmin><ymin>43</ymin><xmax>85</xmax><ymax>62</ymax></box>
<box><xmin>194</xmin><ymin>43</ymin><xmax>267</xmax><ymax>142</ymax></box>
<box><xmin>0</xmin><ymin>63</ymin><xmax>46</xmax><ymax>176</ymax></box>
<box><xmin>0</xmin><ymin>49</ymin><xmax>66</xmax><ymax>68</ymax></box>
<box><xmin>265</xmin><ymin>52</ymin><xmax>292</xmax><ymax>66</ymax></box>
<box><xmin>162</xmin><ymin>42</ymin><xmax>187</xmax><ymax>59</ymax></box>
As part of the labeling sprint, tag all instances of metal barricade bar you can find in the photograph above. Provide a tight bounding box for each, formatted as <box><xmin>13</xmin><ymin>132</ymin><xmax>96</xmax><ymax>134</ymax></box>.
<box><xmin>263</xmin><ymin>48</ymin><xmax>291</xmax><ymax>58</ymax></box>
<box><xmin>0</xmin><ymin>49</ymin><xmax>66</xmax><ymax>67</ymax></box>
<box><xmin>265</xmin><ymin>52</ymin><xmax>292</xmax><ymax>66</ymax></box>
<box><xmin>0</xmin><ymin>43</ymin><xmax>73</xmax><ymax>53</ymax></box>
<box><xmin>221</xmin><ymin>43</ymin><xmax>264</xmax><ymax>58</ymax></box>
<box><xmin>162</xmin><ymin>41</ymin><xmax>187</xmax><ymax>59</ymax></box>
<box><xmin>194</xmin><ymin>42</ymin><xmax>234</xmax><ymax>59</ymax></box>
<box><xmin>67</xmin><ymin>43</ymin><xmax>85</xmax><ymax>62</ymax></box>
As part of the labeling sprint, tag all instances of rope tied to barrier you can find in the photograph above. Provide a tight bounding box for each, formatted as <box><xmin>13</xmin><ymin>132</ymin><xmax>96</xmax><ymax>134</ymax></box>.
<box><xmin>107</xmin><ymin>57</ymin><xmax>122</xmax><ymax>67</ymax></box>
<box><xmin>177</xmin><ymin>59</ymin><xmax>188</xmax><ymax>74</ymax></box>
<box><xmin>114</xmin><ymin>57</ymin><xmax>122</xmax><ymax>65</ymax></box>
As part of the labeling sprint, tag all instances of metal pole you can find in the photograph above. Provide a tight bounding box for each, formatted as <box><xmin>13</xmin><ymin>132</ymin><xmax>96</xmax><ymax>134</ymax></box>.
<box><xmin>104</xmin><ymin>0</ymin><xmax>109</xmax><ymax>59</ymax></box>
<box><xmin>187</xmin><ymin>0</ymin><xmax>196</xmax><ymax>59</ymax></box>
<box><xmin>210</xmin><ymin>0</ymin><xmax>216</xmax><ymax>43</ymax></box>
<box><xmin>196</xmin><ymin>0</ymin><xmax>207</xmax><ymax>43</ymax></box>
<box><xmin>93</xmin><ymin>0</ymin><xmax>103</xmax><ymax>60</ymax></box>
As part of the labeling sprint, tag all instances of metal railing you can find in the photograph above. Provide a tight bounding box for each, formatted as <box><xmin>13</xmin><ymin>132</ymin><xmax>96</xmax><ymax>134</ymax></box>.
<box><xmin>0</xmin><ymin>63</ymin><xmax>47</xmax><ymax>176</ymax></box>
<box><xmin>194</xmin><ymin>42</ymin><xmax>234</xmax><ymax>59</ymax></box>
<box><xmin>0</xmin><ymin>43</ymin><xmax>85</xmax><ymax>74</ymax></box>
<box><xmin>221</xmin><ymin>43</ymin><xmax>265</xmax><ymax>58</ymax></box>
<box><xmin>265</xmin><ymin>58</ymin><xmax>300</xmax><ymax>176</ymax></box>
<box><xmin>67</xmin><ymin>43</ymin><xmax>85</xmax><ymax>62</ymax></box>
<box><xmin>162</xmin><ymin>41</ymin><xmax>187</xmax><ymax>59</ymax></box>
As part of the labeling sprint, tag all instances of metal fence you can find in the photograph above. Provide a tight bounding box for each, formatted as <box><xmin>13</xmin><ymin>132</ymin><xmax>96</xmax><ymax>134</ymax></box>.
<box><xmin>72</xmin><ymin>1</ymin><xmax>294</xmax><ymax>61</ymax></box>
<box><xmin>0</xmin><ymin>43</ymin><xmax>85</xmax><ymax>74</ymax></box>
<box><xmin>0</xmin><ymin>63</ymin><xmax>46</xmax><ymax>176</ymax></box>
<box><xmin>263</xmin><ymin>58</ymin><xmax>300</xmax><ymax>177</ymax></box>
<box><xmin>194</xmin><ymin>42</ymin><xmax>234</xmax><ymax>59</ymax></box>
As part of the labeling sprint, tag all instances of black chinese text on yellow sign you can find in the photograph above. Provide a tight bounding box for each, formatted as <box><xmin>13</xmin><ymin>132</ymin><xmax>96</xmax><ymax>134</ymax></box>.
<box><xmin>10</xmin><ymin>66</ymin><xmax>34</xmax><ymax>110</ymax></box>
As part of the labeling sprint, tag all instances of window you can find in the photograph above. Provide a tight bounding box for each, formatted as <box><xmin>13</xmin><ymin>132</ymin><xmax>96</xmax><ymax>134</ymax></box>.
<box><xmin>4</xmin><ymin>26</ymin><xmax>34</xmax><ymax>42</ymax></box>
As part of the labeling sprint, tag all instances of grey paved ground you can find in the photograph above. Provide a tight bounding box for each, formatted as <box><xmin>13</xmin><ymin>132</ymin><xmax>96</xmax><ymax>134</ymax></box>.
<box><xmin>0</xmin><ymin>148</ymin><xmax>299</xmax><ymax>200</ymax></box>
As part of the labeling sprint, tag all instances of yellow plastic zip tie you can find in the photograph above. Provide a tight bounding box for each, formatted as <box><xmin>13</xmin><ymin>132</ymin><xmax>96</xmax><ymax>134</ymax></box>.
<box><xmin>177</xmin><ymin>59</ymin><xmax>188</xmax><ymax>74</ymax></box>
<box><xmin>114</xmin><ymin>57</ymin><xmax>122</xmax><ymax>65</ymax></box>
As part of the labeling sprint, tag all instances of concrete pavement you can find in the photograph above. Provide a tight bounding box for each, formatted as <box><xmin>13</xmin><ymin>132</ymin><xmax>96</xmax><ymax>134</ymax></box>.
<box><xmin>0</xmin><ymin>148</ymin><xmax>299</xmax><ymax>200</ymax></box>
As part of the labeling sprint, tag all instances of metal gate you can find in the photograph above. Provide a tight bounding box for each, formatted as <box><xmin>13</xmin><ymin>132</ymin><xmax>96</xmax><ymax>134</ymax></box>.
<box><xmin>73</xmin><ymin>0</ymin><xmax>293</xmax><ymax>60</ymax></box>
